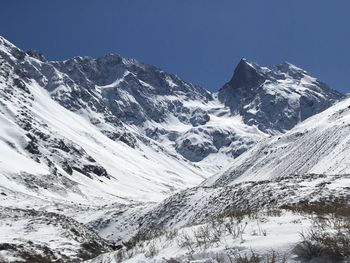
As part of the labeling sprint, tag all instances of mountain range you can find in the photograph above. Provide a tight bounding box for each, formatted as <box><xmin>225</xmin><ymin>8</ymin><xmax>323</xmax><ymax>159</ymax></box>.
<box><xmin>0</xmin><ymin>35</ymin><xmax>349</xmax><ymax>262</ymax></box>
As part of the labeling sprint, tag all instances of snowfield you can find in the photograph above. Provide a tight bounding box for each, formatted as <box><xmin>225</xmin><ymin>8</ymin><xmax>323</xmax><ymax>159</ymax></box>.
<box><xmin>86</xmin><ymin>211</ymin><xmax>312</xmax><ymax>263</ymax></box>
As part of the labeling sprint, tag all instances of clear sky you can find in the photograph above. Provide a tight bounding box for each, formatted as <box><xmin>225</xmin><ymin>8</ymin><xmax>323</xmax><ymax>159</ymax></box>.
<box><xmin>1</xmin><ymin>0</ymin><xmax>349</xmax><ymax>93</ymax></box>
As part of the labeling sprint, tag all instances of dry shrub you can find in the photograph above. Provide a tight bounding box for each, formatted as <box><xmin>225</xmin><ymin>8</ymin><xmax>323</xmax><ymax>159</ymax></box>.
<box><xmin>234</xmin><ymin>250</ymin><xmax>287</xmax><ymax>263</ymax></box>
<box><xmin>295</xmin><ymin>215</ymin><xmax>350</xmax><ymax>262</ymax></box>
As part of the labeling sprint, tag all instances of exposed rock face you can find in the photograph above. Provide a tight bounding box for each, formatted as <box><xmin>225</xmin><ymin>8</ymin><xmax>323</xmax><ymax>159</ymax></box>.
<box><xmin>48</xmin><ymin>54</ymin><xmax>212</xmax><ymax>126</ymax></box>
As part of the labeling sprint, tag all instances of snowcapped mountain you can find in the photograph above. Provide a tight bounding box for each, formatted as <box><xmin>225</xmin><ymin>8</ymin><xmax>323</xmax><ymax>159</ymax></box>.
<box><xmin>219</xmin><ymin>58</ymin><xmax>343</xmax><ymax>133</ymax></box>
<box><xmin>0</xmin><ymin>35</ymin><xmax>342</xmax><ymax>205</ymax></box>
<box><xmin>0</xmin><ymin>36</ymin><xmax>210</xmax><ymax>204</ymax></box>
<box><xmin>0</xmin><ymin>34</ymin><xmax>345</xmax><ymax>202</ymax></box>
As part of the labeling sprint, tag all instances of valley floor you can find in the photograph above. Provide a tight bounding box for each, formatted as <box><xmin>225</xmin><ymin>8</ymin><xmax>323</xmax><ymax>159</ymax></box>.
<box><xmin>86</xmin><ymin>207</ymin><xmax>350</xmax><ymax>263</ymax></box>
<box><xmin>1</xmin><ymin>174</ymin><xmax>350</xmax><ymax>263</ymax></box>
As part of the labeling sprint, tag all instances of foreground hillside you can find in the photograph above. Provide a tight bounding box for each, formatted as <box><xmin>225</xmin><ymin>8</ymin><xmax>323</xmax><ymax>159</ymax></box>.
<box><xmin>85</xmin><ymin>96</ymin><xmax>350</xmax><ymax>262</ymax></box>
<box><xmin>86</xmin><ymin>173</ymin><xmax>350</xmax><ymax>262</ymax></box>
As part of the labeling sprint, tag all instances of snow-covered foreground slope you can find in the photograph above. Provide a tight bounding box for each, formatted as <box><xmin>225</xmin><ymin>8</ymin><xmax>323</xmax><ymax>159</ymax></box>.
<box><xmin>0</xmin><ymin>207</ymin><xmax>113</xmax><ymax>262</ymax></box>
<box><xmin>88</xmin><ymin>211</ymin><xmax>312</xmax><ymax>263</ymax></box>
<box><xmin>85</xmin><ymin>173</ymin><xmax>350</xmax><ymax>262</ymax></box>
<box><xmin>206</xmin><ymin>96</ymin><xmax>350</xmax><ymax>187</ymax></box>
<box><xmin>94</xmin><ymin>174</ymin><xmax>350</xmax><ymax>241</ymax></box>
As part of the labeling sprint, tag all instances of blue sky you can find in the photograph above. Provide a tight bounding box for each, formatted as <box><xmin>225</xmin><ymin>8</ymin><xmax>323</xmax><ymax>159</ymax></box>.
<box><xmin>1</xmin><ymin>0</ymin><xmax>349</xmax><ymax>92</ymax></box>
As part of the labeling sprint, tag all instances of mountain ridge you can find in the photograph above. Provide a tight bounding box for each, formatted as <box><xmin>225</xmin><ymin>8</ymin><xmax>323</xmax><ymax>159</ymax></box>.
<box><xmin>0</xmin><ymin>35</ymin><xmax>344</xmax><ymax>203</ymax></box>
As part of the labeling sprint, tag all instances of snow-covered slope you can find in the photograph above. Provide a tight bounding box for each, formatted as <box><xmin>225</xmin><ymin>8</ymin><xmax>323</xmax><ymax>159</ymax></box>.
<box><xmin>206</xmin><ymin>95</ymin><xmax>350</xmax><ymax>187</ymax></box>
<box><xmin>0</xmin><ymin>36</ymin><xmax>209</xmax><ymax>204</ymax></box>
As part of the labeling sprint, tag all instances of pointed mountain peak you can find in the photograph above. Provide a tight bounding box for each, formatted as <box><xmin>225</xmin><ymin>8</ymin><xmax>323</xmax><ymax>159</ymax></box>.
<box><xmin>237</xmin><ymin>57</ymin><xmax>258</xmax><ymax>69</ymax></box>
<box><xmin>240</xmin><ymin>57</ymin><xmax>254</xmax><ymax>64</ymax></box>
<box><xmin>239</xmin><ymin>57</ymin><xmax>249</xmax><ymax>64</ymax></box>
<box><xmin>226</xmin><ymin>58</ymin><xmax>265</xmax><ymax>90</ymax></box>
